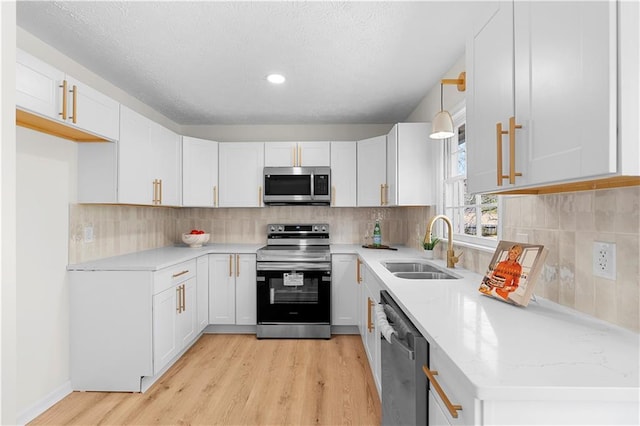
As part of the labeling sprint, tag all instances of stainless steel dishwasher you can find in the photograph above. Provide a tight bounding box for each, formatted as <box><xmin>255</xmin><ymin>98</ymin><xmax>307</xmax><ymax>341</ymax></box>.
<box><xmin>379</xmin><ymin>290</ymin><xmax>429</xmax><ymax>426</ymax></box>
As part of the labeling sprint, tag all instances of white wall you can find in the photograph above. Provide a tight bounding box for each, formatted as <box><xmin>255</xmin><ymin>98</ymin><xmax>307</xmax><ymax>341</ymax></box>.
<box><xmin>1</xmin><ymin>2</ymin><xmax>18</xmax><ymax>424</ymax></box>
<box><xmin>16</xmin><ymin>127</ymin><xmax>77</xmax><ymax>422</ymax></box>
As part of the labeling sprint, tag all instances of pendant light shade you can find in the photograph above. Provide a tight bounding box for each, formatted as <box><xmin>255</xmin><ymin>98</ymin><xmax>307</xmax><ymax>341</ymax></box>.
<box><xmin>430</xmin><ymin>110</ymin><xmax>455</xmax><ymax>139</ymax></box>
<box><xmin>429</xmin><ymin>72</ymin><xmax>466</xmax><ymax>140</ymax></box>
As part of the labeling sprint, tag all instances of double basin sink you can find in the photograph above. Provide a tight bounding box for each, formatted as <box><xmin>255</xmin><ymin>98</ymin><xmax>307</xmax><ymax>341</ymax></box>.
<box><xmin>382</xmin><ymin>260</ymin><xmax>460</xmax><ymax>280</ymax></box>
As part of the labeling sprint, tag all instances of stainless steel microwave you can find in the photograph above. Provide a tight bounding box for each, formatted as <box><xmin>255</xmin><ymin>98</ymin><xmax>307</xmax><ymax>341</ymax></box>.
<box><xmin>263</xmin><ymin>167</ymin><xmax>331</xmax><ymax>205</ymax></box>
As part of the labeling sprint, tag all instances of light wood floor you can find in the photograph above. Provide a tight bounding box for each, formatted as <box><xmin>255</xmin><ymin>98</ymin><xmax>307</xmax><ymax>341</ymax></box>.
<box><xmin>30</xmin><ymin>334</ymin><xmax>381</xmax><ymax>425</ymax></box>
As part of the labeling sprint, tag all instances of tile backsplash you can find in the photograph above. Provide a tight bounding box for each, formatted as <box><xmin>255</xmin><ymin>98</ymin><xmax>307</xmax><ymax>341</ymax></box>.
<box><xmin>69</xmin><ymin>187</ymin><xmax>639</xmax><ymax>332</ymax></box>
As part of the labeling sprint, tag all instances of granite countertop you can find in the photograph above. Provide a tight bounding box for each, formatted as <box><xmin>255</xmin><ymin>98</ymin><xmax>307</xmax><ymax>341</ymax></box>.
<box><xmin>68</xmin><ymin>243</ymin><xmax>640</xmax><ymax>404</ymax></box>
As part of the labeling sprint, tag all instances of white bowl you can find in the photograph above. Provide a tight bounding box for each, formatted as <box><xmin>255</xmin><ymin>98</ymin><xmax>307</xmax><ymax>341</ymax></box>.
<box><xmin>182</xmin><ymin>233</ymin><xmax>210</xmax><ymax>248</ymax></box>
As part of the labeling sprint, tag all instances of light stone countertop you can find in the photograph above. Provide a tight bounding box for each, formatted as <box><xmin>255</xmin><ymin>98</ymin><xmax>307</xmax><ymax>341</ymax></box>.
<box><xmin>67</xmin><ymin>243</ymin><xmax>640</xmax><ymax>405</ymax></box>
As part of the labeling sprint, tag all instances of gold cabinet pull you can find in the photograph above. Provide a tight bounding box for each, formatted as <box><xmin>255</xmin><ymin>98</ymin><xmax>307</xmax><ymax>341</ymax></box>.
<box><xmin>229</xmin><ymin>254</ymin><xmax>233</xmax><ymax>277</ymax></box>
<box><xmin>172</xmin><ymin>270</ymin><xmax>189</xmax><ymax>278</ymax></box>
<box><xmin>384</xmin><ymin>184</ymin><xmax>389</xmax><ymax>205</ymax></box>
<box><xmin>59</xmin><ymin>80</ymin><xmax>68</xmax><ymax>120</ymax></box>
<box><xmin>508</xmin><ymin>116</ymin><xmax>523</xmax><ymax>184</ymax></box>
<box><xmin>496</xmin><ymin>122</ymin><xmax>508</xmax><ymax>186</ymax></box>
<box><xmin>292</xmin><ymin>146</ymin><xmax>297</xmax><ymax>166</ymax></box>
<box><xmin>236</xmin><ymin>254</ymin><xmax>240</xmax><ymax>277</ymax></box>
<box><xmin>176</xmin><ymin>285</ymin><xmax>181</xmax><ymax>313</ymax></box>
<box><xmin>422</xmin><ymin>366</ymin><xmax>463</xmax><ymax>419</ymax></box>
<box><xmin>152</xmin><ymin>180</ymin><xmax>158</xmax><ymax>204</ymax></box>
<box><xmin>258</xmin><ymin>186</ymin><xmax>262</xmax><ymax>206</ymax></box>
<box><xmin>158</xmin><ymin>179</ymin><xmax>163</xmax><ymax>205</ymax></box>
<box><xmin>70</xmin><ymin>84</ymin><xmax>78</xmax><ymax>124</ymax></box>
<box><xmin>298</xmin><ymin>145</ymin><xmax>302</xmax><ymax>166</ymax></box>
<box><xmin>181</xmin><ymin>284</ymin><xmax>186</xmax><ymax>312</ymax></box>
<box><xmin>356</xmin><ymin>258</ymin><xmax>362</xmax><ymax>283</ymax></box>
<box><xmin>380</xmin><ymin>184</ymin><xmax>385</xmax><ymax>206</ymax></box>
<box><xmin>213</xmin><ymin>186</ymin><xmax>218</xmax><ymax>207</ymax></box>
<box><xmin>367</xmin><ymin>297</ymin><xmax>374</xmax><ymax>332</ymax></box>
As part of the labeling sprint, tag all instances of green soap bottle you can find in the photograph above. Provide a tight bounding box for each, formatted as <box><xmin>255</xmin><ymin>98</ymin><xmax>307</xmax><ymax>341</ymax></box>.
<box><xmin>373</xmin><ymin>220</ymin><xmax>382</xmax><ymax>247</ymax></box>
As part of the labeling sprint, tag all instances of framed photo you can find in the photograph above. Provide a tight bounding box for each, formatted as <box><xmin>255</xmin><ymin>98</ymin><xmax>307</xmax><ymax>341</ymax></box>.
<box><xmin>479</xmin><ymin>240</ymin><xmax>548</xmax><ymax>307</ymax></box>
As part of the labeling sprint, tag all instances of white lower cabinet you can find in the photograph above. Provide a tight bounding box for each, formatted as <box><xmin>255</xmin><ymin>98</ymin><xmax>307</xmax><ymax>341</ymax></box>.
<box><xmin>209</xmin><ymin>253</ymin><xmax>257</xmax><ymax>325</ymax></box>
<box><xmin>360</xmin><ymin>262</ymin><xmax>382</xmax><ymax>395</ymax></box>
<box><xmin>69</xmin><ymin>259</ymin><xmax>203</xmax><ymax>392</ymax></box>
<box><xmin>196</xmin><ymin>255</ymin><xmax>209</xmax><ymax>332</ymax></box>
<box><xmin>331</xmin><ymin>254</ymin><xmax>358</xmax><ymax>326</ymax></box>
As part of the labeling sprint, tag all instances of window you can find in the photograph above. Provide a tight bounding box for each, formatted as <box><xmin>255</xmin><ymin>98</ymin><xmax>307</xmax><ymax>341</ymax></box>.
<box><xmin>442</xmin><ymin>107</ymin><xmax>500</xmax><ymax>248</ymax></box>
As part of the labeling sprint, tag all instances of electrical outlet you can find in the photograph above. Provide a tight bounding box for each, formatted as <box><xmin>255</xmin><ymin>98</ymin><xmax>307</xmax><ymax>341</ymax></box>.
<box><xmin>593</xmin><ymin>241</ymin><xmax>616</xmax><ymax>280</ymax></box>
<box><xmin>83</xmin><ymin>226</ymin><xmax>94</xmax><ymax>243</ymax></box>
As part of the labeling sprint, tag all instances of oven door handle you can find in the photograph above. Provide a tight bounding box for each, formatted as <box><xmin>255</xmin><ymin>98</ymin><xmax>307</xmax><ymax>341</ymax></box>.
<box><xmin>256</xmin><ymin>262</ymin><xmax>331</xmax><ymax>271</ymax></box>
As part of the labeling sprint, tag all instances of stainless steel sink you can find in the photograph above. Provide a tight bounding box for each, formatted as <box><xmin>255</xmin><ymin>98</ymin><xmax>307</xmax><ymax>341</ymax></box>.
<box><xmin>381</xmin><ymin>260</ymin><xmax>460</xmax><ymax>280</ymax></box>
<box><xmin>393</xmin><ymin>271</ymin><xmax>458</xmax><ymax>280</ymax></box>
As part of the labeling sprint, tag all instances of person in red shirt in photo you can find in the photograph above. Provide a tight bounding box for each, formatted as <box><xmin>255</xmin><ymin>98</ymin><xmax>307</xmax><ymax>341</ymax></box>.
<box><xmin>482</xmin><ymin>244</ymin><xmax>523</xmax><ymax>300</ymax></box>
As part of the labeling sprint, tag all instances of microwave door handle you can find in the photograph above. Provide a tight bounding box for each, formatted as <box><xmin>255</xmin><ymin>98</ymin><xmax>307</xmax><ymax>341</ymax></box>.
<box><xmin>310</xmin><ymin>172</ymin><xmax>315</xmax><ymax>200</ymax></box>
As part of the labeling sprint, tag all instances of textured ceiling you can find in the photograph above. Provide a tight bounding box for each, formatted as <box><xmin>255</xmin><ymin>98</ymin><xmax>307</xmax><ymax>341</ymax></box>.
<box><xmin>17</xmin><ymin>1</ymin><xmax>490</xmax><ymax>125</ymax></box>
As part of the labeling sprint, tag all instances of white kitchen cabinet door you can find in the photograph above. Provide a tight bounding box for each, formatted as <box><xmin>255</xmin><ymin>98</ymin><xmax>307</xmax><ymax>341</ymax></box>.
<box><xmin>152</xmin><ymin>285</ymin><xmax>178</xmax><ymax>375</ymax></box>
<box><xmin>330</xmin><ymin>141</ymin><xmax>357</xmax><ymax>207</ymax></box>
<box><xmin>235</xmin><ymin>254</ymin><xmax>257</xmax><ymax>325</ymax></box>
<box><xmin>151</xmin><ymin>122</ymin><xmax>181</xmax><ymax>206</ymax></box>
<box><xmin>386</xmin><ymin>123</ymin><xmax>434</xmax><ymax>206</ymax></box>
<box><xmin>183</xmin><ymin>137</ymin><xmax>219</xmax><ymax>207</ymax></box>
<box><xmin>264</xmin><ymin>141</ymin><xmax>296</xmax><ymax>166</ymax></box>
<box><xmin>196</xmin><ymin>256</ymin><xmax>209</xmax><ymax>333</ymax></box>
<box><xmin>298</xmin><ymin>141</ymin><xmax>330</xmax><ymax>166</ymax></box>
<box><xmin>513</xmin><ymin>1</ymin><xmax>617</xmax><ymax>185</ymax></box>
<box><xmin>428</xmin><ymin>391</ymin><xmax>451</xmax><ymax>426</ymax></box>
<box><xmin>362</xmin><ymin>264</ymin><xmax>382</xmax><ymax>394</ymax></box>
<box><xmin>357</xmin><ymin>135</ymin><xmax>386</xmax><ymax>207</ymax></box>
<box><xmin>209</xmin><ymin>254</ymin><xmax>236</xmax><ymax>325</ymax></box>
<box><xmin>218</xmin><ymin>142</ymin><xmax>265</xmax><ymax>207</ymax></box>
<box><xmin>16</xmin><ymin>48</ymin><xmax>65</xmax><ymax>120</ymax></box>
<box><xmin>176</xmin><ymin>277</ymin><xmax>197</xmax><ymax>349</ymax></box>
<box><xmin>65</xmin><ymin>75</ymin><xmax>120</xmax><ymax>141</ymax></box>
<box><xmin>466</xmin><ymin>0</ymin><xmax>514</xmax><ymax>194</ymax></box>
<box><xmin>331</xmin><ymin>254</ymin><xmax>358</xmax><ymax>326</ymax></box>
<box><xmin>118</xmin><ymin>106</ymin><xmax>153</xmax><ymax>205</ymax></box>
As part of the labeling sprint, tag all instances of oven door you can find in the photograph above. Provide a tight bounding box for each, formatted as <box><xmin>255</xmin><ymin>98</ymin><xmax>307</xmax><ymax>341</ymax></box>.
<box><xmin>257</xmin><ymin>262</ymin><xmax>331</xmax><ymax>324</ymax></box>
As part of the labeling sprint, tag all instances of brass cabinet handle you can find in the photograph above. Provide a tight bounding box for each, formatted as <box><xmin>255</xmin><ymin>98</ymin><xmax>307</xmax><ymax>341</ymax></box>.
<box><xmin>70</xmin><ymin>84</ymin><xmax>78</xmax><ymax>124</ymax></box>
<box><xmin>229</xmin><ymin>254</ymin><xmax>233</xmax><ymax>277</ymax></box>
<box><xmin>298</xmin><ymin>145</ymin><xmax>302</xmax><ymax>166</ymax></box>
<box><xmin>172</xmin><ymin>270</ymin><xmax>189</xmax><ymax>278</ymax></box>
<box><xmin>181</xmin><ymin>284</ymin><xmax>186</xmax><ymax>312</ymax></box>
<box><xmin>380</xmin><ymin>184</ymin><xmax>384</xmax><ymax>206</ymax></box>
<box><xmin>356</xmin><ymin>258</ymin><xmax>362</xmax><ymax>283</ymax></box>
<box><xmin>213</xmin><ymin>186</ymin><xmax>218</xmax><ymax>207</ymax></box>
<box><xmin>158</xmin><ymin>179</ymin><xmax>163</xmax><ymax>205</ymax></box>
<box><xmin>236</xmin><ymin>254</ymin><xmax>240</xmax><ymax>277</ymax></box>
<box><xmin>367</xmin><ymin>297</ymin><xmax>374</xmax><ymax>332</ymax></box>
<box><xmin>508</xmin><ymin>116</ymin><xmax>523</xmax><ymax>184</ymax></box>
<box><xmin>152</xmin><ymin>180</ymin><xmax>158</xmax><ymax>204</ymax></box>
<box><xmin>422</xmin><ymin>366</ymin><xmax>463</xmax><ymax>419</ymax></box>
<box><xmin>292</xmin><ymin>146</ymin><xmax>297</xmax><ymax>166</ymax></box>
<box><xmin>176</xmin><ymin>285</ymin><xmax>181</xmax><ymax>313</ymax></box>
<box><xmin>258</xmin><ymin>186</ymin><xmax>262</xmax><ymax>206</ymax></box>
<box><xmin>384</xmin><ymin>184</ymin><xmax>389</xmax><ymax>205</ymax></box>
<box><xmin>59</xmin><ymin>80</ymin><xmax>68</xmax><ymax>120</ymax></box>
<box><xmin>496</xmin><ymin>122</ymin><xmax>508</xmax><ymax>186</ymax></box>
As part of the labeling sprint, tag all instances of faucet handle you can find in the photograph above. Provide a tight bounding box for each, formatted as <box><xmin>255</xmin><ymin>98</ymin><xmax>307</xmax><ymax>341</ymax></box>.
<box><xmin>452</xmin><ymin>251</ymin><xmax>464</xmax><ymax>265</ymax></box>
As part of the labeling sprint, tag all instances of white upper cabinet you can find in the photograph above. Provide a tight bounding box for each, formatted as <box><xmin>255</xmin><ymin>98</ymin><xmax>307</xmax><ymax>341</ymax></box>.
<box><xmin>467</xmin><ymin>1</ymin><xmax>625</xmax><ymax>194</ymax></box>
<box><xmin>386</xmin><ymin>123</ymin><xmax>435</xmax><ymax>206</ymax></box>
<box><xmin>264</xmin><ymin>141</ymin><xmax>330</xmax><ymax>167</ymax></box>
<box><xmin>182</xmin><ymin>136</ymin><xmax>219</xmax><ymax>207</ymax></box>
<box><xmin>118</xmin><ymin>106</ymin><xmax>181</xmax><ymax>206</ymax></box>
<box><xmin>218</xmin><ymin>142</ymin><xmax>265</xmax><ymax>207</ymax></box>
<box><xmin>16</xmin><ymin>48</ymin><xmax>119</xmax><ymax>142</ymax></box>
<box><xmin>330</xmin><ymin>141</ymin><xmax>357</xmax><ymax>207</ymax></box>
<box><xmin>357</xmin><ymin>135</ymin><xmax>387</xmax><ymax>207</ymax></box>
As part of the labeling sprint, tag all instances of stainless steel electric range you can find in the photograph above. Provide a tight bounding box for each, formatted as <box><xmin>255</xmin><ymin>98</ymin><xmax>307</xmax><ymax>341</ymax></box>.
<box><xmin>256</xmin><ymin>224</ymin><xmax>331</xmax><ymax>339</ymax></box>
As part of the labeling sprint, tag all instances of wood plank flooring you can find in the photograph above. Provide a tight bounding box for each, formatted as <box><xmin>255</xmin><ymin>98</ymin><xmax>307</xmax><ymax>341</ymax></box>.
<box><xmin>30</xmin><ymin>334</ymin><xmax>381</xmax><ymax>425</ymax></box>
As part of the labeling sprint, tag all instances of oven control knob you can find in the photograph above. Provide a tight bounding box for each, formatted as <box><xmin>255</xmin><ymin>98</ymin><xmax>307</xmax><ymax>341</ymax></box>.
<box><xmin>270</xmin><ymin>226</ymin><xmax>276</xmax><ymax>232</ymax></box>
<box><xmin>278</xmin><ymin>226</ymin><xmax>284</xmax><ymax>232</ymax></box>
<box><xmin>314</xmin><ymin>226</ymin><xmax>319</xmax><ymax>231</ymax></box>
<box><xmin>321</xmin><ymin>226</ymin><xmax>326</xmax><ymax>232</ymax></box>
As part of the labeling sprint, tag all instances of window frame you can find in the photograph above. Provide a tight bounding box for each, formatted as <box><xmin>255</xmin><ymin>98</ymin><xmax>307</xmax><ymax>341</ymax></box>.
<box><xmin>439</xmin><ymin>104</ymin><xmax>501</xmax><ymax>251</ymax></box>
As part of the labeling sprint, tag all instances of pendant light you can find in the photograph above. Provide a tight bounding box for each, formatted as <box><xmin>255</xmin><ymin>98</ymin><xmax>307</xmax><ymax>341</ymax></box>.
<box><xmin>430</xmin><ymin>72</ymin><xmax>466</xmax><ymax>140</ymax></box>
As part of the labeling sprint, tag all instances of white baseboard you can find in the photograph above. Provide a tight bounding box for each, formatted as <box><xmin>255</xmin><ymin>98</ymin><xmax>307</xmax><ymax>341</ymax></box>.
<box><xmin>17</xmin><ymin>380</ymin><xmax>72</xmax><ymax>426</ymax></box>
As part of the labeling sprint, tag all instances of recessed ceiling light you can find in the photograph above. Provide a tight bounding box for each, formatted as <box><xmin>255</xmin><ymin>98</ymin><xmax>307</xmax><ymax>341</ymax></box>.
<box><xmin>267</xmin><ymin>74</ymin><xmax>286</xmax><ymax>84</ymax></box>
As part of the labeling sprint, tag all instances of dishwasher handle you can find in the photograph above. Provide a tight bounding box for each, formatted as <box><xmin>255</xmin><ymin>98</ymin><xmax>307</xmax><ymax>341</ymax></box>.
<box><xmin>376</xmin><ymin>303</ymin><xmax>415</xmax><ymax>361</ymax></box>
